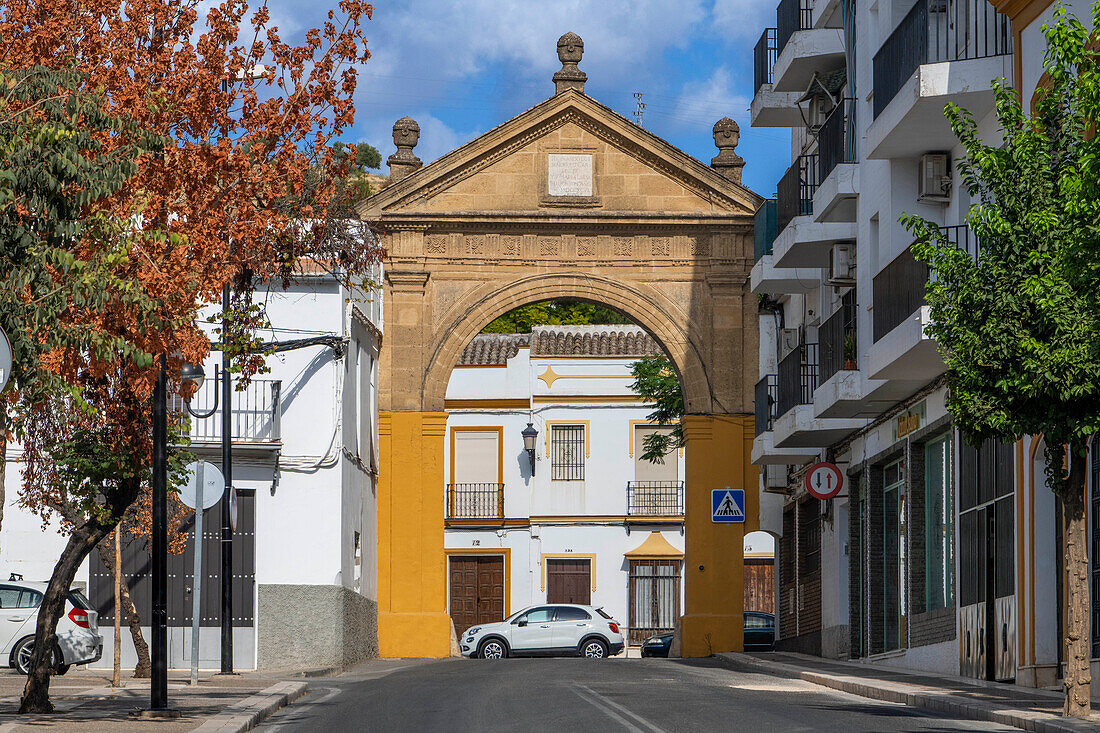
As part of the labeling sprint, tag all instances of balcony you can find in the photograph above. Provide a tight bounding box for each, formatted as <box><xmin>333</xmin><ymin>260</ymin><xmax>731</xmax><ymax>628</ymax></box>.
<box><xmin>446</xmin><ymin>483</ymin><xmax>505</xmax><ymax>520</ymax></box>
<box><xmin>772</xmin><ymin>342</ymin><xmax>863</xmax><ymax>447</ymax></box>
<box><xmin>868</xmin><ymin>245</ymin><xmax>944</xmax><ymax>380</ymax></box>
<box><xmin>752</xmin><ymin>373</ymin><xmax>820</xmax><ymax>465</ymax></box>
<box><xmin>772</xmin><ymin>0</ymin><xmax>845</xmax><ymax>92</ymax></box>
<box><xmin>627</xmin><ymin>481</ymin><xmax>684</xmax><ymax>517</ymax></box>
<box><xmin>773</xmin><ymin>153</ymin><xmax>856</xmax><ymax>268</ymax></box>
<box><xmin>752</xmin><ymin>28</ymin><xmax>804</xmax><ymax>127</ymax></box>
<box><xmin>186</xmin><ymin>379</ymin><xmax>281</xmax><ymax>449</ymax></box>
<box><xmin>813</xmin><ymin>98</ymin><xmax>858</xmax><ymax>222</ymax></box>
<box><xmin>867</xmin><ymin>0</ymin><xmax>1011</xmax><ymax>159</ymax></box>
<box><xmin>752</xmin><ymin>199</ymin><xmax>819</xmax><ymax>295</ymax></box>
<box><xmin>813</xmin><ymin>296</ymin><xmax>897</xmax><ymax>417</ymax></box>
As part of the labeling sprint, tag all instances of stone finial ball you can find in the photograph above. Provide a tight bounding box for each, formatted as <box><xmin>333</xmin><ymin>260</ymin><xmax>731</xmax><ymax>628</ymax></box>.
<box><xmin>713</xmin><ymin>117</ymin><xmax>740</xmax><ymax>147</ymax></box>
<box><xmin>392</xmin><ymin>116</ymin><xmax>420</xmax><ymax>147</ymax></box>
<box><xmin>557</xmin><ymin>32</ymin><xmax>584</xmax><ymax>63</ymax></box>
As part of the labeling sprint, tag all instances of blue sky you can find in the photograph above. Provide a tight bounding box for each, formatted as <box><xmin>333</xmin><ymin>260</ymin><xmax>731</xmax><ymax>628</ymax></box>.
<box><xmin>265</xmin><ymin>0</ymin><xmax>790</xmax><ymax>197</ymax></box>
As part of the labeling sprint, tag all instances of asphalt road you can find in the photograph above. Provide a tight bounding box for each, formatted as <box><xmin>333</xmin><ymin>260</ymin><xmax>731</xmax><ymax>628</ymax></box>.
<box><xmin>257</xmin><ymin>656</ymin><xmax>1022</xmax><ymax>733</ymax></box>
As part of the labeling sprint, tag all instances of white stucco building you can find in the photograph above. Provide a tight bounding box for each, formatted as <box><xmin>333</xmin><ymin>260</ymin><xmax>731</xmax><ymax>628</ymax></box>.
<box><xmin>0</xmin><ymin>260</ymin><xmax>382</xmax><ymax>672</ymax></box>
<box><xmin>442</xmin><ymin>325</ymin><xmax>688</xmax><ymax>647</ymax></box>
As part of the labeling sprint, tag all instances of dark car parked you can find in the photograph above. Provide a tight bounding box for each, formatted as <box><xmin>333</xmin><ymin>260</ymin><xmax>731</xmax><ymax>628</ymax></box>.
<box><xmin>639</xmin><ymin>612</ymin><xmax>775</xmax><ymax>657</ymax></box>
<box><xmin>744</xmin><ymin>611</ymin><xmax>775</xmax><ymax>650</ymax></box>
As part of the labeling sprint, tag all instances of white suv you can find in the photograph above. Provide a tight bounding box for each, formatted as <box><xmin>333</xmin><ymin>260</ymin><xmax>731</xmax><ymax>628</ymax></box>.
<box><xmin>1</xmin><ymin>580</ymin><xmax>102</xmax><ymax>675</ymax></box>
<box><xmin>460</xmin><ymin>604</ymin><xmax>624</xmax><ymax>659</ymax></box>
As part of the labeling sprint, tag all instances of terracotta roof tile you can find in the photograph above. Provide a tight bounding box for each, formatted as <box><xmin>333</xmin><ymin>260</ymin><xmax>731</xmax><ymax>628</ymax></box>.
<box><xmin>530</xmin><ymin>325</ymin><xmax>659</xmax><ymax>357</ymax></box>
<box><xmin>458</xmin><ymin>333</ymin><xmax>530</xmax><ymax>365</ymax></box>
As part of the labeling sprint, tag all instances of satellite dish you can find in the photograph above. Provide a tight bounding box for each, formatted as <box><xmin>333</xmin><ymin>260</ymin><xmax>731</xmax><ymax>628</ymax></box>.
<box><xmin>180</xmin><ymin>461</ymin><xmax>225</xmax><ymax>511</ymax></box>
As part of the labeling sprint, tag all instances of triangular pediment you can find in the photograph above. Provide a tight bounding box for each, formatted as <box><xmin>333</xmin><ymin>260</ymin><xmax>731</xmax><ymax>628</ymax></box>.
<box><xmin>357</xmin><ymin>90</ymin><xmax>761</xmax><ymax>220</ymax></box>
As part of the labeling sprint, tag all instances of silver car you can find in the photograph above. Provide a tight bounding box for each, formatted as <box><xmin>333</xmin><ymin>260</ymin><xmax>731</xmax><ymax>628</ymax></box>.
<box><xmin>1</xmin><ymin>580</ymin><xmax>102</xmax><ymax>675</ymax></box>
<box><xmin>460</xmin><ymin>604</ymin><xmax>625</xmax><ymax>659</ymax></box>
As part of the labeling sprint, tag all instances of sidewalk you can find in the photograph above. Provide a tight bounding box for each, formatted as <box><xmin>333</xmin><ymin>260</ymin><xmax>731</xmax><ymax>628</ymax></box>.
<box><xmin>0</xmin><ymin>669</ymin><xmax>305</xmax><ymax>733</ymax></box>
<box><xmin>718</xmin><ymin>650</ymin><xmax>1100</xmax><ymax>733</ymax></box>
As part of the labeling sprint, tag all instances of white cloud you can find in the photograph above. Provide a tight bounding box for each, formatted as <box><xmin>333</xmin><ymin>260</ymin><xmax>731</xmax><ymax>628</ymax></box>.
<box><xmin>669</xmin><ymin>66</ymin><xmax>752</xmax><ymax>130</ymax></box>
<box><xmin>711</xmin><ymin>0</ymin><xmax>778</xmax><ymax>43</ymax></box>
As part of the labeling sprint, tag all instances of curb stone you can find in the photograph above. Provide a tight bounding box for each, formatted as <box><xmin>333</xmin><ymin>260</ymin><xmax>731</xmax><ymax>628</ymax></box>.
<box><xmin>189</xmin><ymin>681</ymin><xmax>307</xmax><ymax>733</ymax></box>
<box><xmin>718</xmin><ymin>653</ymin><xmax>1100</xmax><ymax>733</ymax></box>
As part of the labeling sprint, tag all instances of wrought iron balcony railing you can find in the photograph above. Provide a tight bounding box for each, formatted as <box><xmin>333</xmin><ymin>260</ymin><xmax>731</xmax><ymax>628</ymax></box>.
<box><xmin>627</xmin><ymin>481</ymin><xmax>685</xmax><ymax>516</ymax></box>
<box><xmin>873</xmin><ymin>246</ymin><xmax>929</xmax><ymax>342</ymax></box>
<box><xmin>754</xmin><ymin>28</ymin><xmax>778</xmax><ymax>93</ymax></box>
<box><xmin>817</xmin><ymin>98</ymin><xmax>856</xmax><ymax>184</ymax></box>
<box><xmin>819</xmin><ymin>295</ymin><xmax>858</xmax><ymax>384</ymax></box>
<box><xmin>777</xmin><ymin>154</ymin><xmax>818</xmax><ymax>236</ymax></box>
<box><xmin>755</xmin><ymin>375</ymin><xmax>778</xmax><ymax>436</ymax></box>
<box><xmin>872</xmin><ymin>0</ymin><xmax>1011</xmax><ymax>119</ymax></box>
<box><xmin>777</xmin><ymin>0</ymin><xmax>813</xmax><ymax>58</ymax></box>
<box><xmin>777</xmin><ymin>343</ymin><xmax>818</xmax><ymax>417</ymax></box>
<box><xmin>446</xmin><ymin>483</ymin><xmax>505</xmax><ymax>520</ymax></box>
<box><xmin>185</xmin><ymin>379</ymin><xmax>281</xmax><ymax>444</ymax></box>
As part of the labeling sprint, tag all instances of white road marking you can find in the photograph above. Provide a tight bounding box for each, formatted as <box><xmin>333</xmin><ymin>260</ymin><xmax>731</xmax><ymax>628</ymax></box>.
<box><xmin>260</xmin><ymin>686</ymin><xmax>342</xmax><ymax>731</ymax></box>
<box><xmin>573</xmin><ymin>684</ymin><xmax>667</xmax><ymax>733</ymax></box>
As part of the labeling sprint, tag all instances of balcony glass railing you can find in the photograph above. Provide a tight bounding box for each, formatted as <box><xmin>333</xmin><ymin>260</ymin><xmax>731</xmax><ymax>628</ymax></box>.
<box><xmin>872</xmin><ymin>0</ymin><xmax>1012</xmax><ymax>119</ymax></box>
<box><xmin>777</xmin><ymin>154</ymin><xmax>818</xmax><ymax>235</ymax></box>
<box><xmin>872</xmin><ymin>246</ymin><xmax>929</xmax><ymax>342</ymax></box>
<box><xmin>777</xmin><ymin>0</ymin><xmax>814</xmax><ymax>58</ymax></box>
<box><xmin>777</xmin><ymin>343</ymin><xmax>819</xmax><ymax>417</ymax></box>
<box><xmin>754</xmin><ymin>28</ymin><xmax>778</xmax><ymax>93</ymax></box>
<box><xmin>627</xmin><ymin>481</ymin><xmax>685</xmax><ymax>516</ymax></box>
<box><xmin>817</xmin><ymin>98</ymin><xmax>856</xmax><ymax>184</ymax></box>
<box><xmin>446</xmin><ymin>483</ymin><xmax>504</xmax><ymax>519</ymax></box>
<box><xmin>819</xmin><ymin>295</ymin><xmax>857</xmax><ymax>384</ymax></box>
<box><xmin>755</xmin><ymin>199</ymin><xmax>778</xmax><ymax>262</ymax></box>
<box><xmin>186</xmin><ymin>378</ymin><xmax>281</xmax><ymax>443</ymax></box>
<box><xmin>755</xmin><ymin>375</ymin><xmax>778</xmax><ymax>436</ymax></box>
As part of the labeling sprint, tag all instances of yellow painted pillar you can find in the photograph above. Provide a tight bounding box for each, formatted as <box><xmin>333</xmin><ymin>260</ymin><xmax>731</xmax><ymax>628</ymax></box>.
<box><xmin>377</xmin><ymin>411</ymin><xmax>452</xmax><ymax>657</ymax></box>
<box><xmin>679</xmin><ymin>414</ymin><xmax>758</xmax><ymax>657</ymax></box>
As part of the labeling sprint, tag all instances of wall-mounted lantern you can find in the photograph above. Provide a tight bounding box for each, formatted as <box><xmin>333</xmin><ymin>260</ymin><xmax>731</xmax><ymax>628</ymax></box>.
<box><xmin>522</xmin><ymin>422</ymin><xmax>538</xmax><ymax>475</ymax></box>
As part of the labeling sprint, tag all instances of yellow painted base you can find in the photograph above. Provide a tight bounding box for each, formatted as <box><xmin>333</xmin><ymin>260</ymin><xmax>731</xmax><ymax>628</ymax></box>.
<box><xmin>377</xmin><ymin>411</ymin><xmax>452</xmax><ymax>659</ymax></box>
<box><xmin>680</xmin><ymin>414</ymin><xmax>756</xmax><ymax>657</ymax></box>
<box><xmin>379</xmin><ymin>612</ymin><xmax>454</xmax><ymax>658</ymax></box>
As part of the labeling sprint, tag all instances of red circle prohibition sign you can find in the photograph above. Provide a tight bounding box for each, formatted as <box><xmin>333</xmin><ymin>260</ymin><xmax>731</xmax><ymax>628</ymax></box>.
<box><xmin>805</xmin><ymin>462</ymin><xmax>843</xmax><ymax>500</ymax></box>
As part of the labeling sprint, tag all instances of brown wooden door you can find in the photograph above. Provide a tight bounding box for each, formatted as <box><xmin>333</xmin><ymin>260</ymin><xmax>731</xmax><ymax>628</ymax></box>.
<box><xmin>744</xmin><ymin>558</ymin><xmax>775</xmax><ymax>613</ymax></box>
<box><xmin>449</xmin><ymin>555</ymin><xmax>505</xmax><ymax>635</ymax></box>
<box><xmin>546</xmin><ymin>558</ymin><xmax>591</xmax><ymax>605</ymax></box>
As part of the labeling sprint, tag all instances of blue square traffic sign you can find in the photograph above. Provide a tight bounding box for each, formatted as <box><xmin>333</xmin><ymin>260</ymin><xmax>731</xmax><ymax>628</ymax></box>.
<box><xmin>712</xmin><ymin>488</ymin><xmax>745</xmax><ymax>523</ymax></box>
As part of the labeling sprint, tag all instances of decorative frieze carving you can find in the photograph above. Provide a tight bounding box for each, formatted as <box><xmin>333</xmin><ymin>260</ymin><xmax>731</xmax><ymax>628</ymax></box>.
<box><xmin>651</xmin><ymin>237</ymin><xmax>670</xmax><ymax>256</ymax></box>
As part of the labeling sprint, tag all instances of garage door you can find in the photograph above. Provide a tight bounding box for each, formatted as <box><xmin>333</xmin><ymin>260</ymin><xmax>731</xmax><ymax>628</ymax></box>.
<box><xmin>449</xmin><ymin>555</ymin><xmax>505</xmax><ymax>635</ymax></box>
<box><xmin>546</xmin><ymin>558</ymin><xmax>591</xmax><ymax>605</ymax></box>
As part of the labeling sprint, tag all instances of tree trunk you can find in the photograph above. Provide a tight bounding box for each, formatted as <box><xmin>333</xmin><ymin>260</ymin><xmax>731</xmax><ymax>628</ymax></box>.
<box><xmin>19</xmin><ymin>519</ymin><xmax>112</xmax><ymax>713</ymax></box>
<box><xmin>96</xmin><ymin>535</ymin><xmax>151</xmax><ymax>678</ymax></box>
<box><xmin>1061</xmin><ymin>448</ymin><xmax>1092</xmax><ymax>718</ymax></box>
<box><xmin>0</xmin><ymin>432</ymin><xmax>7</xmax><ymax>547</ymax></box>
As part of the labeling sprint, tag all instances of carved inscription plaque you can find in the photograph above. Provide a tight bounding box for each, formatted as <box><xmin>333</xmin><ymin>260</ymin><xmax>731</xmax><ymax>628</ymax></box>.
<box><xmin>547</xmin><ymin>154</ymin><xmax>593</xmax><ymax>197</ymax></box>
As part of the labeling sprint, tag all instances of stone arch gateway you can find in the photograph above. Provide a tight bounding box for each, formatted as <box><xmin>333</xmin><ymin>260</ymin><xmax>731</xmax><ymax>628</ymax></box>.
<box><xmin>357</xmin><ymin>34</ymin><xmax>762</xmax><ymax>658</ymax></box>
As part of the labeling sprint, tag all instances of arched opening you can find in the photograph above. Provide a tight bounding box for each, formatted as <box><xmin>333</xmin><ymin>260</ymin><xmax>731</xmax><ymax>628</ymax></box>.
<box><xmin>441</xmin><ymin>296</ymin><xmax>688</xmax><ymax>648</ymax></box>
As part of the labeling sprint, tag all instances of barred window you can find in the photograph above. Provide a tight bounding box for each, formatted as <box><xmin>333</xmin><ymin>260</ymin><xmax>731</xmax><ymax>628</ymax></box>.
<box><xmin>551</xmin><ymin>425</ymin><xmax>585</xmax><ymax>481</ymax></box>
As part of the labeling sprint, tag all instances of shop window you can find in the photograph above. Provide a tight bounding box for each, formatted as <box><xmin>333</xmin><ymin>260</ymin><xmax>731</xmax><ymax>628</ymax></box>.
<box><xmin>925</xmin><ymin>433</ymin><xmax>954</xmax><ymax>611</ymax></box>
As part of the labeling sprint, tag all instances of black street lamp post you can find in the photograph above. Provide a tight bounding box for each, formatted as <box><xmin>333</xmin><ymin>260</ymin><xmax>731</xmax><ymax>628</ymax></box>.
<box><xmin>219</xmin><ymin>283</ymin><xmax>235</xmax><ymax>674</ymax></box>
<box><xmin>150</xmin><ymin>354</ymin><xmax>168</xmax><ymax>710</ymax></box>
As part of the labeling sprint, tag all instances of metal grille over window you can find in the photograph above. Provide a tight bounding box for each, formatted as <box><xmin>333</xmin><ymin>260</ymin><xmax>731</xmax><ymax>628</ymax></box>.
<box><xmin>551</xmin><ymin>425</ymin><xmax>585</xmax><ymax>481</ymax></box>
<box><xmin>628</xmin><ymin>560</ymin><xmax>681</xmax><ymax>645</ymax></box>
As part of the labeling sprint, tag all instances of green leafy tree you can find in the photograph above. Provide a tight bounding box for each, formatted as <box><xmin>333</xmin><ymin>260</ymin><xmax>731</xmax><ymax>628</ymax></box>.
<box><xmin>900</xmin><ymin>4</ymin><xmax>1100</xmax><ymax>715</ymax></box>
<box><xmin>629</xmin><ymin>355</ymin><xmax>684</xmax><ymax>463</ymax></box>
<box><xmin>482</xmin><ymin>299</ymin><xmax>632</xmax><ymax>333</ymax></box>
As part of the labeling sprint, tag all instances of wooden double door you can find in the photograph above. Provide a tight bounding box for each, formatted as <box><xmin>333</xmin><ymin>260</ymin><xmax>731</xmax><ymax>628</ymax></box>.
<box><xmin>449</xmin><ymin>555</ymin><xmax>505</xmax><ymax>635</ymax></box>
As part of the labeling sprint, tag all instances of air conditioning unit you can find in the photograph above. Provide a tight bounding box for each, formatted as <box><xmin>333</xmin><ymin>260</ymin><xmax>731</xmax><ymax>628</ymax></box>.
<box><xmin>918</xmin><ymin>153</ymin><xmax>951</xmax><ymax>203</ymax></box>
<box><xmin>779</xmin><ymin>328</ymin><xmax>800</xmax><ymax>360</ymax></box>
<box><xmin>763</xmin><ymin>464</ymin><xmax>789</xmax><ymax>493</ymax></box>
<box><xmin>827</xmin><ymin>242</ymin><xmax>856</xmax><ymax>286</ymax></box>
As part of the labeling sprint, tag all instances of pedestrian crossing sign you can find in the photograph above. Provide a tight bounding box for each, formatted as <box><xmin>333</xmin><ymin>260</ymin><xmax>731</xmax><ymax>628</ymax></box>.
<box><xmin>711</xmin><ymin>488</ymin><xmax>745</xmax><ymax>523</ymax></box>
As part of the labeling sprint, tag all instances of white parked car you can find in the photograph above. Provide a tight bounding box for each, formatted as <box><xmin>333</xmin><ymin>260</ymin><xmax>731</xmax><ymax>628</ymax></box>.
<box><xmin>1</xmin><ymin>580</ymin><xmax>102</xmax><ymax>675</ymax></box>
<box><xmin>460</xmin><ymin>604</ymin><xmax>624</xmax><ymax>659</ymax></box>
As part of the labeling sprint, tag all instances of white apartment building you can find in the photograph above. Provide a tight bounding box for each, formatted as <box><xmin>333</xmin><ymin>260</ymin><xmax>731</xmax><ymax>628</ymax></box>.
<box><xmin>0</xmin><ymin>261</ymin><xmax>382</xmax><ymax>672</ymax></box>
<box><xmin>442</xmin><ymin>325</ymin><xmax>688</xmax><ymax>647</ymax></box>
<box><xmin>747</xmin><ymin>0</ymin><xmax>1079</xmax><ymax>686</ymax></box>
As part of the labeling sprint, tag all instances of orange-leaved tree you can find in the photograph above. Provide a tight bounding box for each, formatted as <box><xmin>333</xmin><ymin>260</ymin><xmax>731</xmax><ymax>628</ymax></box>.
<box><xmin>0</xmin><ymin>0</ymin><xmax>378</xmax><ymax>712</ymax></box>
